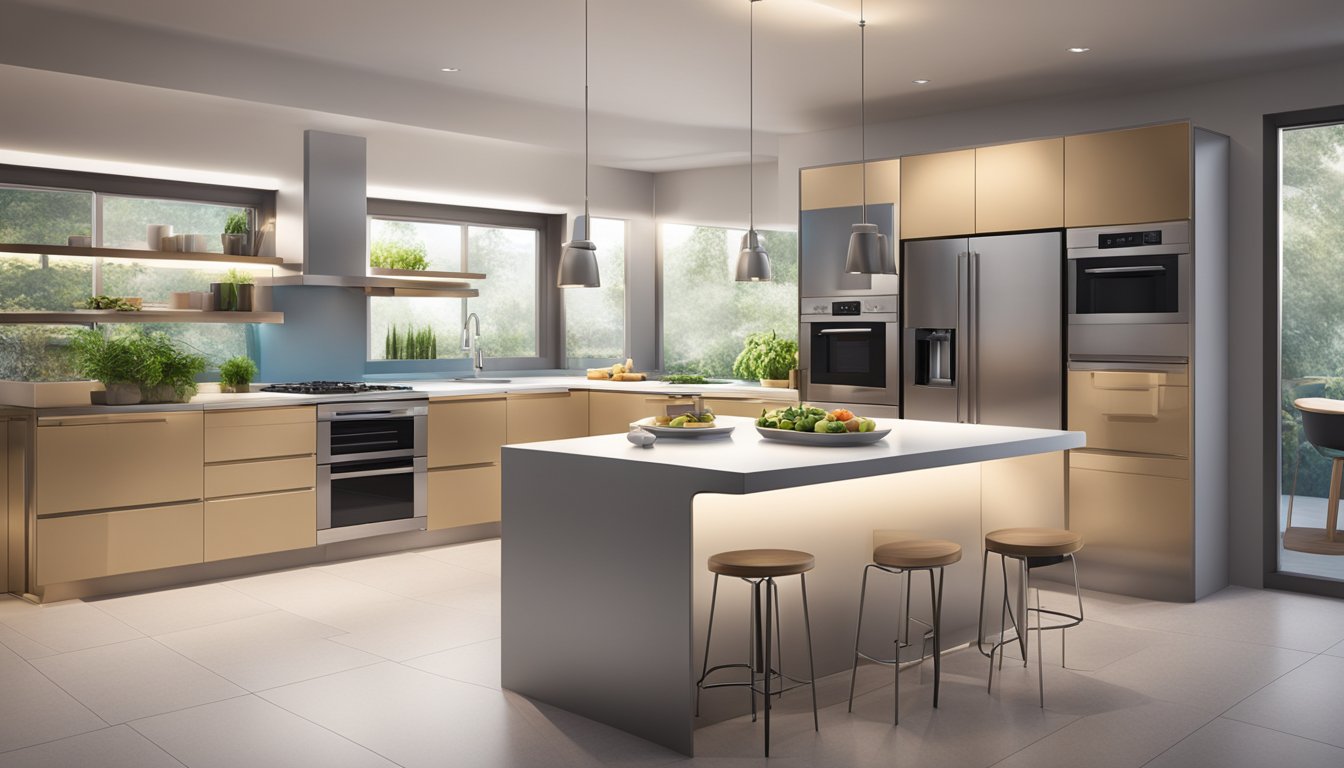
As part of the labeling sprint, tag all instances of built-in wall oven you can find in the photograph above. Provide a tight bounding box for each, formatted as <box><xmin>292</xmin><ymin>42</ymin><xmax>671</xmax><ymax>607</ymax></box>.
<box><xmin>800</xmin><ymin>295</ymin><xmax>900</xmax><ymax>408</ymax></box>
<box><xmin>316</xmin><ymin>398</ymin><xmax>428</xmax><ymax>544</ymax></box>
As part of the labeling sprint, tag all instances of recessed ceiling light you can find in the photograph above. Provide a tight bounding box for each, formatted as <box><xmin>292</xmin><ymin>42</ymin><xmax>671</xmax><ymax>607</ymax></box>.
<box><xmin>912</xmin><ymin>79</ymin><xmax>930</xmax><ymax>85</ymax></box>
<box><xmin>440</xmin><ymin>67</ymin><xmax>460</xmax><ymax>72</ymax></box>
<box><xmin>1066</xmin><ymin>47</ymin><xmax>1091</xmax><ymax>54</ymax></box>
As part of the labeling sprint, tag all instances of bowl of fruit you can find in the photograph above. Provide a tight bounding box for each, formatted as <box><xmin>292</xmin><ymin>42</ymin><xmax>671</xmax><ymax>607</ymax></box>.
<box><xmin>631</xmin><ymin>409</ymin><xmax>734</xmax><ymax>439</ymax></box>
<box><xmin>755</xmin><ymin>406</ymin><xmax>890</xmax><ymax>446</ymax></box>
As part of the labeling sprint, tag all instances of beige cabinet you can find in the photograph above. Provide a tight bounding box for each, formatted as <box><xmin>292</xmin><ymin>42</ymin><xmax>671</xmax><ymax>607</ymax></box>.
<box><xmin>429</xmin><ymin>397</ymin><xmax>507</xmax><ymax>468</ymax></box>
<box><xmin>900</xmin><ymin>149</ymin><xmax>976</xmax><ymax>239</ymax></box>
<box><xmin>1067</xmin><ymin>368</ymin><xmax>1189</xmax><ymax>458</ymax></box>
<box><xmin>588</xmin><ymin>392</ymin><xmax>701</xmax><ymax>435</ymax></box>
<box><xmin>205</xmin><ymin>455</ymin><xmax>315</xmax><ymax>499</ymax></box>
<box><xmin>1069</xmin><ymin>460</ymin><xmax>1191</xmax><ymax>590</ymax></box>
<box><xmin>506</xmin><ymin>391</ymin><xmax>590</xmax><ymax>444</ymax></box>
<box><xmin>428</xmin><ymin>464</ymin><xmax>501</xmax><ymax>530</ymax></box>
<box><xmin>36</xmin><ymin>411</ymin><xmax>203</xmax><ymax>516</ymax></box>
<box><xmin>36</xmin><ymin>501</ymin><xmax>203</xmax><ymax>585</ymax></box>
<box><xmin>975</xmin><ymin>138</ymin><xmax>1064</xmax><ymax>233</ymax></box>
<box><xmin>204</xmin><ymin>489</ymin><xmax>316</xmax><ymax>561</ymax></box>
<box><xmin>205</xmin><ymin>406</ymin><xmax>316</xmax><ymax>463</ymax></box>
<box><xmin>800</xmin><ymin>158</ymin><xmax>900</xmax><ymax>210</ymax></box>
<box><xmin>701</xmin><ymin>397</ymin><xmax>796</xmax><ymax>419</ymax></box>
<box><xmin>1065</xmin><ymin>123</ymin><xmax>1191</xmax><ymax>227</ymax></box>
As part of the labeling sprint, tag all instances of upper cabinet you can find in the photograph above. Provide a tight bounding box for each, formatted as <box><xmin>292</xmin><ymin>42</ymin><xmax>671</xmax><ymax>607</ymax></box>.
<box><xmin>1064</xmin><ymin>123</ymin><xmax>1191</xmax><ymax>227</ymax></box>
<box><xmin>900</xmin><ymin>149</ymin><xmax>975</xmax><ymax>239</ymax></box>
<box><xmin>800</xmin><ymin>159</ymin><xmax>899</xmax><ymax>211</ymax></box>
<box><xmin>976</xmin><ymin>138</ymin><xmax>1064</xmax><ymax>233</ymax></box>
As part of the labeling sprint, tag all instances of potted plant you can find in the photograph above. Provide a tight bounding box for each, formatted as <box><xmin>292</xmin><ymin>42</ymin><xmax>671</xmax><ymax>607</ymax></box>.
<box><xmin>369</xmin><ymin>224</ymin><xmax>430</xmax><ymax>272</ymax></box>
<box><xmin>70</xmin><ymin>329</ymin><xmax>143</xmax><ymax>405</ymax></box>
<box><xmin>222</xmin><ymin>212</ymin><xmax>250</xmax><ymax>255</ymax></box>
<box><xmin>211</xmin><ymin>268</ymin><xmax>255</xmax><ymax>312</ymax></box>
<box><xmin>732</xmin><ymin>331</ymin><xmax>798</xmax><ymax>388</ymax></box>
<box><xmin>219</xmin><ymin>355</ymin><xmax>258</xmax><ymax>393</ymax></box>
<box><xmin>135</xmin><ymin>331</ymin><xmax>208</xmax><ymax>403</ymax></box>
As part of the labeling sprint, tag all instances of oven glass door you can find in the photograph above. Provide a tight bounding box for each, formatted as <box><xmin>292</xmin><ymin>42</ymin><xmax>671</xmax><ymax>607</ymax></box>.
<box><xmin>326</xmin><ymin>416</ymin><xmax>417</xmax><ymax>460</ymax></box>
<box><xmin>1072</xmin><ymin>253</ymin><xmax>1180</xmax><ymax>316</ymax></box>
<box><xmin>808</xmin><ymin>322</ymin><xmax>887</xmax><ymax>388</ymax></box>
<box><xmin>323</xmin><ymin>457</ymin><xmax>420</xmax><ymax>530</ymax></box>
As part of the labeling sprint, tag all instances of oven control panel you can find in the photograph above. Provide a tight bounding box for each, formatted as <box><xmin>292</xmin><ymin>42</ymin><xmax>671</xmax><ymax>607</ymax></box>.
<box><xmin>1099</xmin><ymin>230</ymin><xmax>1162</xmax><ymax>249</ymax></box>
<box><xmin>801</xmin><ymin>296</ymin><xmax>899</xmax><ymax>316</ymax></box>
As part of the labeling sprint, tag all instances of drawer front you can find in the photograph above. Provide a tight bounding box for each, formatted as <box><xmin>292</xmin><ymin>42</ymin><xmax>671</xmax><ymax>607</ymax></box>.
<box><xmin>700</xmin><ymin>397</ymin><xmax>796</xmax><ymax>419</ymax></box>
<box><xmin>36</xmin><ymin>501</ymin><xmax>204</xmax><ymax>585</ymax></box>
<box><xmin>205</xmin><ymin>407</ymin><xmax>316</xmax><ymax>463</ymax></box>
<box><xmin>205</xmin><ymin>455</ymin><xmax>315</xmax><ymax>498</ymax></box>
<box><xmin>1067</xmin><ymin>369</ymin><xmax>1189</xmax><ymax>457</ymax></box>
<box><xmin>428</xmin><ymin>464</ymin><xmax>501</xmax><ymax>529</ymax></box>
<box><xmin>506</xmin><ymin>391</ymin><xmax>590</xmax><ymax>444</ymax></box>
<box><xmin>587</xmin><ymin>392</ymin><xmax>700</xmax><ymax>435</ymax></box>
<box><xmin>36</xmin><ymin>411</ymin><xmax>203</xmax><ymax>516</ymax></box>
<box><xmin>429</xmin><ymin>398</ymin><xmax>506</xmax><ymax>468</ymax></box>
<box><xmin>1068</xmin><ymin>463</ymin><xmax>1191</xmax><ymax>598</ymax></box>
<box><xmin>204</xmin><ymin>489</ymin><xmax>316</xmax><ymax>562</ymax></box>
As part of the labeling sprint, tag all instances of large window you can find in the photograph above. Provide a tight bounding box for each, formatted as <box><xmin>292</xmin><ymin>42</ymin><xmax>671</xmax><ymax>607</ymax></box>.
<box><xmin>661</xmin><ymin>223</ymin><xmax>798</xmax><ymax>377</ymax></box>
<box><xmin>365</xmin><ymin>202</ymin><xmax>551</xmax><ymax>365</ymax></box>
<box><xmin>564</xmin><ymin>217</ymin><xmax>626</xmax><ymax>366</ymax></box>
<box><xmin>1273</xmin><ymin>113</ymin><xmax>1344</xmax><ymax>586</ymax></box>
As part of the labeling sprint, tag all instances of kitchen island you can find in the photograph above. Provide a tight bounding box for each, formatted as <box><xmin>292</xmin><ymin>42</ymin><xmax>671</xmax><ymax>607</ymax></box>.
<box><xmin>500</xmin><ymin>416</ymin><xmax>1084</xmax><ymax>755</ymax></box>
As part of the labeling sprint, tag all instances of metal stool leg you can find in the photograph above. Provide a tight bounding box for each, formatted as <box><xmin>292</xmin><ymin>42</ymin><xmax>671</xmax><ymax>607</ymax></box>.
<box><xmin>749</xmin><ymin>579</ymin><xmax>760</xmax><ymax>722</ymax></box>
<box><xmin>773</xmin><ymin>580</ymin><xmax>784</xmax><ymax>700</ymax></box>
<box><xmin>848</xmin><ymin>565</ymin><xmax>876</xmax><ymax>712</ymax></box>
<box><xmin>800</xmin><ymin>572</ymin><xmax>819</xmax><ymax>732</ymax></box>
<box><xmin>695</xmin><ymin>574</ymin><xmax>721</xmax><ymax>717</ymax></box>
<box><xmin>894</xmin><ymin>568</ymin><xmax>905</xmax><ymax>726</ymax></box>
<box><xmin>1020</xmin><ymin>558</ymin><xmax>1030</xmax><ymax>668</ymax></box>
<box><xmin>763</xmin><ymin>576</ymin><xmax>774</xmax><ymax>758</ymax></box>
<box><xmin>1035</xmin><ymin>584</ymin><xmax>1044</xmax><ymax>707</ymax></box>
<box><xmin>931</xmin><ymin>566</ymin><xmax>944</xmax><ymax>708</ymax></box>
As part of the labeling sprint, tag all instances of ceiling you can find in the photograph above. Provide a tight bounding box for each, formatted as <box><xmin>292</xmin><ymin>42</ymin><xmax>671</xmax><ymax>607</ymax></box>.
<box><xmin>6</xmin><ymin>0</ymin><xmax>1344</xmax><ymax>170</ymax></box>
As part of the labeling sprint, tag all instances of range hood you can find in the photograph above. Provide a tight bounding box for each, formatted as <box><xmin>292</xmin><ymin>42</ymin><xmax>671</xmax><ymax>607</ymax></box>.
<box><xmin>266</xmin><ymin>130</ymin><xmax>477</xmax><ymax>298</ymax></box>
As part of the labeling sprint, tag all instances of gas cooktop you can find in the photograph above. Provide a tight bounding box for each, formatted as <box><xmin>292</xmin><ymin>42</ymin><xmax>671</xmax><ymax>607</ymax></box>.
<box><xmin>259</xmin><ymin>381</ymin><xmax>415</xmax><ymax>396</ymax></box>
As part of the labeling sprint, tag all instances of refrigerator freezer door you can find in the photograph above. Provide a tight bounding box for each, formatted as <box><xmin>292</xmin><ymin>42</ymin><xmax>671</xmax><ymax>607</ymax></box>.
<box><xmin>969</xmin><ymin>232</ymin><xmax>1064</xmax><ymax>429</ymax></box>
<box><xmin>800</xmin><ymin>204</ymin><xmax>898</xmax><ymax>298</ymax></box>
<box><xmin>903</xmin><ymin>238</ymin><xmax>967</xmax><ymax>423</ymax></box>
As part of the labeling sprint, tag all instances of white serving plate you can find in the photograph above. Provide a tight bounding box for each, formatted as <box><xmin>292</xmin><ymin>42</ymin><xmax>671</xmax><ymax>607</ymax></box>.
<box><xmin>755</xmin><ymin>426</ymin><xmax>891</xmax><ymax>446</ymax></box>
<box><xmin>631</xmin><ymin>418</ymin><xmax>735</xmax><ymax>439</ymax></box>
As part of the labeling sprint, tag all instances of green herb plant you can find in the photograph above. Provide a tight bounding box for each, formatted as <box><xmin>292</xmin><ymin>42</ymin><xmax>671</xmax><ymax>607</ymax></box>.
<box><xmin>384</xmin><ymin>325</ymin><xmax>438</xmax><ymax>360</ymax></box>
<box><xmin>224</xmin><ymin>212</ymin><xmax>249</xmax><ymax>235</ymax></box>
<box><xmin>370</xmin><ymin>241</ymin><xmax>430</xmax><ymax>271</ymax></box>
<box><xmin>661</xmin><ymin>373</ymin><xmax>708</xmax><ymax>385</ymax></box>
<box><xmin>69</xmin><ymin>328</ymin><xmax>140</xmax><ymax>386</ymax></box>
<box><xmin>219</xmin><ymin>355</ymin><xmax>258</xmax><ymax>392</ymax></box>
<box><xmin>731</xmin><ymin>331</ymin><xmax>798</xmax><ymax>382</ymax></box>
<box><xmin>81</xmin><ymin>296</ymin><xmax>141</xmax><ymax>311</ymax></box>
<box><xmin>69</xmin><ymin>329</ymin><xmax>207</xmax><ymax>402</ymax></box>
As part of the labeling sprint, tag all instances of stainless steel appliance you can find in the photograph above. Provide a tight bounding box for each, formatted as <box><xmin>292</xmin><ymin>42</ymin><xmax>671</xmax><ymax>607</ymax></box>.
<box><xmin>799</xmin><ymin>204</ymin><xmax>898</xmax><ymax>298</ymax></box>
<box><xmin>260</xmin><ymin>381</ymin><xmax>414</xmax><ymax>395</ymax></box>
<box><xmin>1067</xmin><ymin>220</ymin><xmax>1190</xmax><ymax>360</ymax></box>
<box><xmin>902</xmin><ymin>232</ymin><xmax>1063</xmax><ymax>429</ymax></box>
<box><xmin>800</xmin><ymin>295</ymin><xmax>900</xmax><ymax>408</ymax></box>
<box><xmin>316</xmin><ymin>398</ymin><xmax>428</xmax><ymax>544</ymax></box>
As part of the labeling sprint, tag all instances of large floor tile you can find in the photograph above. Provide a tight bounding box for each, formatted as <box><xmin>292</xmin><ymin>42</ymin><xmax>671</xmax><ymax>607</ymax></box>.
<box><xmin>1146</xmin><ymin>717</ymin><xmax>1344</xmax><ymax>768</ymax></box>
<box><xmin>131</xmin><ymin>695</ymin><xmax>395</xmax><ymax>768</ymax></box>
<box><xmin>259</xmin><ymin>662</ymin><xmax>593</xmax><ymax>768</ymax></box>
<box><xmin>320</xmin><ymin>552</ymin><xmax>497</xmax><ymax>597</ymax></box>
<box><xmin>91</xmin><ymin>583</ymin><xmax>277</xmax><ymax>636</ymax></box>
<box><xmin>0</xmin><ymin>622</ymin><xmax>58</xmax><ymax>659</ymax></box>
<box><xmin>0</xmin><ymin>726</ymin><xmax>182</xmax><ymax>768</ymax></box>
<box><xmin>415</xmin><ymin>580</ymin><xmax>503</xmax><ymax>618</ymax></box>
<box><xmin>154</xmin><ymin>611</ymin><xmax>382</xmax><ymax>691</ymax></box>
<box><xmin>330</xmin><ymin>603</ymin><xmax>499</xmax><ymax>661</ymax></box>
<box><xmin>0</xmin><ymin>595</ymin><xmax>44</xmax><ymax>623</ymax></box>
<box><xmin>405</xmin><ymin>637</ymin><xmax>501</xmax><ymax>689</ymax></box>
<box><xmin>989</xmin><ymin>699</ymin><xmax>1215</xmax><ymax>768</ymax></box>
<box><xmin>416</xmin><ymin>538</ymin><xmax>503</xmax><ymax>575</ymax></box>
<box><xmin>1222</xmin><ymin>653</ymin><xmax>1344</xmax><ymax>747</ymax></box>
<box><xmin>0</xmin><ymin>644</ymin><xmax>106</xmax><ymax>753</ymax></box>
<box><xmin>223</xmin><ymin>568</ymin><xmax>429</xmax><ymax>632</ymax></box>
<box><xmin>30</xmin><ymin>638</ymin><xmax>244</xmax><ymax>724</ymax></box>
<box><xmin>0</xmin><ymin>601</ymin><xmax>141</xmax><ymax>657</ymax></box>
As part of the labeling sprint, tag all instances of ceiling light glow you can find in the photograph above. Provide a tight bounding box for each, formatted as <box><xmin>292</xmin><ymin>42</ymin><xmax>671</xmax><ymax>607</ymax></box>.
<box><xmin>912</xmin><ymin>79</ymin><xmax>929</xmax><ymax>85</ymax></box>
<box><xmin>1066</xmin><ymin>47</ymin><xmax>1090</xmax><ymax>53</ymax></box>
<box><xmin>440</xmin><ymin>67</ymin><xmax>460</xmax><ymax>72</ymax></box>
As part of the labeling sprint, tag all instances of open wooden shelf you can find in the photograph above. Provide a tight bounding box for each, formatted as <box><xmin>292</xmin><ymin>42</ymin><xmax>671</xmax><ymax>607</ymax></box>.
<box><xmin>369</xmin><ymin>267</ymin><xmax>486</xmax><ymax>281</ymax></box>
<box><xmin>0</xmin><ymin>243</ymin><xmax>286</xmax><ymax>267</ymax></box>
<box><xmin>0</xmin><ymin>309</ymin><xmax>284</xmax><ymax>325</ymax></box>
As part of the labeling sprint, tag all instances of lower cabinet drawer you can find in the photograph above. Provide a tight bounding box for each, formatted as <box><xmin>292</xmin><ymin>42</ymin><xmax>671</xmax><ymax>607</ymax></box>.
<box><xmin>428</xmin><ymin>464</ymin><xmax>500</xmax><ymax>530</ymax></box>
<box><xmin>36</xmin><ymin>502</ymin><xmax>204</xmax><ymax>585</ymax></box>
<box><xmin>205</xmin><ymin>455</ymin><xmax>315</xmax><ymax>498</ymax></box>
<box><xmin>204</xmin><ymin>489</ymin><xmax>316</xmax><ymax>562</ymax></box>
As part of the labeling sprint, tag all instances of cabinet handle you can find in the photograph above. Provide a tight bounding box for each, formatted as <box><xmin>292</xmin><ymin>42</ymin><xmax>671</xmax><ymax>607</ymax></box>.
<box><xmin>508</xmin><ymin>391</ymin><xmax>572</xmax><ymax>400</ymax></box>
<box><xmin>40</xmin><ymin>417</ymin><xmax>170</xmax><ymax>427</ymax></box>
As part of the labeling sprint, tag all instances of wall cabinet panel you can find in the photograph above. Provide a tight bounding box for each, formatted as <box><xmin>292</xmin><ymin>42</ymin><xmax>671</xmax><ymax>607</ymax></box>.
<box><xmin>900</xmin><ymin>149</ymin><xmax>976</xmax><ymax>239</ymax></box>
<box><xmin>1065</xmin><ymin>123</ymin><xmax>1191</xmax><ymax>227</ymax></box>
<box><xmin>976</xmin><ymin>138</ymin><xmax>1064</xmax><ymax>232</ymax></box>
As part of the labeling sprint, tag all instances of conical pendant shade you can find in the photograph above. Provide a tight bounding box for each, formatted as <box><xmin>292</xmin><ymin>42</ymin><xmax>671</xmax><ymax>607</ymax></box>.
<box><xmin>736</xmin><ymin>230</ymin><xmax>772</xmax><ymax>282</ymax></box>
<box><xmin>558</xmin><ymin>214</ymin><xmax>600</xmax><ymax>288</ymax></box>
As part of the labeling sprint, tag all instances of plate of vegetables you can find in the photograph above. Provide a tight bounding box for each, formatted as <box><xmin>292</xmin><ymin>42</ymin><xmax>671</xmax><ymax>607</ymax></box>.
<box><xmin>632</xmin><ymin>409</ymin><xmax>734</xmax><ymax>439</ymax></box>
<box><xmin>755</xmin><ymin>406</ymin><xmax>890</xmax><ymax>446</ymax></box>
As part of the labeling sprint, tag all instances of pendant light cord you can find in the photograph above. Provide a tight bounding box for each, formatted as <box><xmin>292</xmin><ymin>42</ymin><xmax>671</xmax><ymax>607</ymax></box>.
<box><xmin>859</xmin><ymin>0</ymin><xmax>867</xmax><ymax>225</ymax></box>
<box><xmin>584</xmin><ymin>0</ymin><xmax>591</xmax><ymax>229</ymax></box>
<box><xmin>748</xmin><ymin>0</ymin><xmax>755</xmax><ymax>234</ymax></box>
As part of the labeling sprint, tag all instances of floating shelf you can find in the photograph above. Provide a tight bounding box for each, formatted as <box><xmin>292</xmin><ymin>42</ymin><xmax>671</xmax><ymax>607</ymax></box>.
<box><xmin>369</xmin><ymin>267</ymin><xmax>486</xmax><ymax>281</ymax></box>
<box><xmin>0</xmin><ymin>309</ymin><xmax>284</xmax><ymax>325</ymax></box>
<box><xmin>260</xmin><ymin>274</ymin><xmax>477</xmax><ymax>298</ymax></box>
<box><xmin>0</xmin><ymin>243</ymin><xmax>287</xmax><ymax>267</ymax></box>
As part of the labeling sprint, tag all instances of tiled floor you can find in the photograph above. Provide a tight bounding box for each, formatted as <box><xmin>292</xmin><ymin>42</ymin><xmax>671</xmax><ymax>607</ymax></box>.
<box><xmin>2</xmin><ymin>538</ymin><xmax>1344</xmax><ymax>767</ymax></box>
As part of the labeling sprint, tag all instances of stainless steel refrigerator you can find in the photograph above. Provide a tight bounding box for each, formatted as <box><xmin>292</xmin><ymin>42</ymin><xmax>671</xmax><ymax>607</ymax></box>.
<box><xmin>902</xmin><ymin>232</ymin><xmax>1063</xmax><ymax>429</ymax></box>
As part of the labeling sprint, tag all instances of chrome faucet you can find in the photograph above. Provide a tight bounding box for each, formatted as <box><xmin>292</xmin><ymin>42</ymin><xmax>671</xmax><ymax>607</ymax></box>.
<box><xmin>461</xmin><ymin>313</ymin><xmax>484</xmax><ymax>377</ymax></box>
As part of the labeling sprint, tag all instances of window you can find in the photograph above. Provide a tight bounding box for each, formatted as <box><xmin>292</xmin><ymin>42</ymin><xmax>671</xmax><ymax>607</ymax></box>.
<box><xmin>564</xmin><ymin>217</ymin><xmax>627</xmax><ymax>365</ymax></box>
<box><xmin>365</xmin><ymin>201</ymin><xmax>554</xmax><ymax>366</ymax></box>
<box><xmin>660</xmin><ymin>223</ymin><xmax>798</xmax><ymax>377</ymax></box>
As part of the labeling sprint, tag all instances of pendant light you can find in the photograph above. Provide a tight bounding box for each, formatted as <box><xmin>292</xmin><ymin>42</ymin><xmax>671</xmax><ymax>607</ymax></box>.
<box><xmin>558</xmin><ymin>0</ymin><xmax>601</xmax><ymax>288</ymax></box>
<box><xmin>844</xmin><ymin>0</ymin><xmax>893</xmax><ymax>275</ymax></box>
<box><xmin>735</xmin><ymin>0</ymin><xmax>772</xmax><ymax>282</ymax></box>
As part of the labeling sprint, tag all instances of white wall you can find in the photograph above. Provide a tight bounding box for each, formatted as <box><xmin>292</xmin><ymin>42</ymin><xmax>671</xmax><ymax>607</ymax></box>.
<box><xmin>654</xmin><ymin>162</ymin><xmax>788</xmax><ymax>231</ymax></box>
<box><xmin>762</xmin><ymin>55</ymin><xmax>1344</xmax><ymax>589</ymax></box>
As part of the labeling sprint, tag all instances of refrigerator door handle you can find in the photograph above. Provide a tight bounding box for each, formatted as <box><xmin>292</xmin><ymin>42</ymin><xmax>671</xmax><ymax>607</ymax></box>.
<box><xmin>971</xmin><ymin>251</ymin><xmax>981</xmax><ymax>424</ymax></box>
<box><xmin>956</xmin><ymin>251</ymin><xmax>970</xmax><ymax>423</ymax></box>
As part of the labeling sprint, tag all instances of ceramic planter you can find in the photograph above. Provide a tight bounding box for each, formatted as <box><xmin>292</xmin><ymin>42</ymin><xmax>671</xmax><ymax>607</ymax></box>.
<box><xmin>210</xmin><ymin>283</ymin><xmax>253</xmax><ymax>311</ymax></box>
<box><xmin>219</xmin><ymin>383</ymin><xmax>251</xmax><ymax>394</ymax></box>
<box><xmin>760</xmin><ymin>379</ymin><xmax>790</xmax><ymax>388</ymax></box>
<box><xmin>89</xmin><ymin>383</ymin><xmax>142</xmax><ymax>406</ymax></box>
<box><xmin>221</xmin><ymin>233</ymin><xmax>250</xmax><ymax>255</ymax></box>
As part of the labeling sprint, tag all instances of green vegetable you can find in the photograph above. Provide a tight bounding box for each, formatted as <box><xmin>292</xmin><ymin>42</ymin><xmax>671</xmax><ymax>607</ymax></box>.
<box><xmin>699</xmin><ymin>410</ymin><xmax>716</xmax><ymax>423</ymax></box>
<box><xmin>795</xmin><ymin>416</ymin><xmax>819</xmax><ymax>432</ymax></box>
<box><xmin>824</xmin><ymin>420</ymin><xmax>849</xmax><ymax>434</ymax></box>
<box><xmin>731</xmin><ymin>331</ymin><xmax>798</xmax><ymax>381</ymax></box>
<box><xmin>778</xmin><ymin>419</ymin><xmax>794</xmax><ymax>430</ymax></box>
<box><xmin>81</xmin><ymin>296</ymin><xmax>140</xmax><ymax>311</ymax></box>
<box><xmin>661</xmin><ymin>374</ymin><xmax>708</xmax><ymax>385</ymax></box>
<box><xmin>861</xmin><ymin>418</ymin><xmax>876</xmax><ymax>433</ymax></box>
<box><xmin>670</xmin><ymin>415</ymin><xmax>690</xmax><ymax>427</ymax></box>
<box><xmin>813</xmin><ymin>419</ymin><xmax>829</xmax><ymax>433</ymax></box>
<box><xmin>219</xmin><ymin>355</ymin><xmax>258</xmax><ymax>390</ymax></box>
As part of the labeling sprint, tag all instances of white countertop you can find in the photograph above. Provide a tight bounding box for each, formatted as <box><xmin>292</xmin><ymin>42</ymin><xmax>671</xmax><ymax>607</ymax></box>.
<box><xmin>505</xmin><ymin>415</ymin><xmax>1085</xmax><ymax>494</ymax></box>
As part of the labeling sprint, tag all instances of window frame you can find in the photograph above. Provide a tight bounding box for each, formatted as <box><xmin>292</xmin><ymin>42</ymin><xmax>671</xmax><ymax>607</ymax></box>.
<box><xmin>563</xmin><ymin>216</ymin><xmax>631</xmax><ymax>369</ymax></box>
<box><xmin>364</xmin><ymin>198</ymin><xmax>564</xmax><ymax>373</ymax></box>
<box><xmin>1262</xmin><ymin>103</ymin><xmax>1344</xmax><ymax>599</ymax></box>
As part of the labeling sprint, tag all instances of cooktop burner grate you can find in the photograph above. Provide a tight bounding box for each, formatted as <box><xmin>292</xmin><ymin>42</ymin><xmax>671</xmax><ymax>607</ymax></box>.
<box><xmin>259</xmin><ymin>381</ymin><xmax>415</xmax><ymax>395</ymax></box>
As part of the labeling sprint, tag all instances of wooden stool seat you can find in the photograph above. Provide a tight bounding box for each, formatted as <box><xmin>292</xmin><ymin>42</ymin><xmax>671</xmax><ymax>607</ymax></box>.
<box><xmin>985</xmin><ymin>527</ymin><xmax>1083</xmax><ymax>558</ymax></box>
<box><xmin>709</xmin><ymin>549</ymin><xmax>815</xmax><ymax>578</ymax></box>
<box><xmin>874</xmin><ymin>538</ymin><xmax>963</xmax><ymax>569</ymax></box>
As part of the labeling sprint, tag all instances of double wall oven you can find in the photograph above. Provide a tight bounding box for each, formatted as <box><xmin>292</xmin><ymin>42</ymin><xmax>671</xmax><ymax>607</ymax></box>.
<box><xmin>800</xmin><ymin>296</ymin><xmax>900</xmax><ymax>411</ymax></box>
<box><xmin>317</xmin><ymin>398</ymin><xmax>428</xmax><ymax>544</ymax></box>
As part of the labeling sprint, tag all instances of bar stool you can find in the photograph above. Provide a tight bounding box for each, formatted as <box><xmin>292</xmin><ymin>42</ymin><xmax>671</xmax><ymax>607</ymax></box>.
<box><xmin>977</xmin><ymin>527</ymin><xmax>1084</xmax><ymax>707</ymax></box>
<box><xmin>847</xmin><ymin>537</ymin><xmax>962</xmax><ymax>724</ymax></box>
<box><xmin>695</xmin><ymin>548</ymin><xmax>818</xmax><ymax>757</ymax></box>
